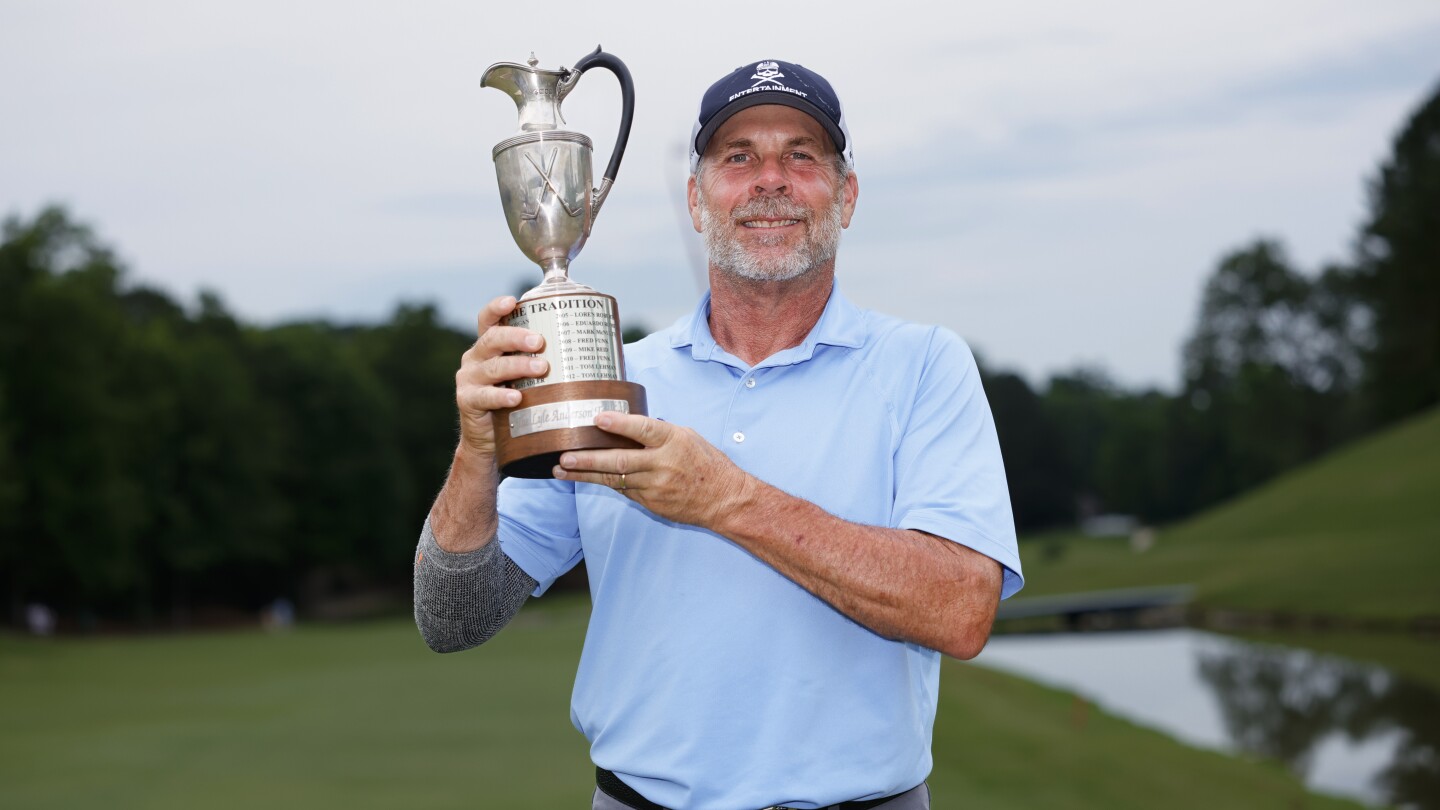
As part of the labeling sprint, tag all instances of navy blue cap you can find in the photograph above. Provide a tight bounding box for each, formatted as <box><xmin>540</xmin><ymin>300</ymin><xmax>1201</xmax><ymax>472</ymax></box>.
<box><xmin>689</xmin><ymin>59</ymin><xmax>854</xmax><ymax>173</ymax></box>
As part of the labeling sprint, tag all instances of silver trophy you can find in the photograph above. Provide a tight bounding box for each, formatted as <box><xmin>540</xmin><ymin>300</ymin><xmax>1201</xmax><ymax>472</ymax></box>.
<box><xmin>481</xmin><ymin>47</ymin><xmax>647</xmax><ymax>478</ymax></box>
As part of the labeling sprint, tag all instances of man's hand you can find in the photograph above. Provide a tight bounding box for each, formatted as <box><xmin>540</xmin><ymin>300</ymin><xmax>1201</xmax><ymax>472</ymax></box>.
<box><xmin>553</xmin><ymin>412</ymin><xmax>755</xmax><ymax>531</ymax></box>
<box><xmin>455</xmin><ymin>296</ymin><xmax>549</xmax><ymax>460</ymax></box>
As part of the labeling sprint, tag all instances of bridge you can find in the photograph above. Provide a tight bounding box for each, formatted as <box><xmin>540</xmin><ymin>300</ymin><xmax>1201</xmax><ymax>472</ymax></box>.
<box><xmin>996</xmin><ymin>585</ymin><xmax>1195</xmax><ymax>630</ymax></box>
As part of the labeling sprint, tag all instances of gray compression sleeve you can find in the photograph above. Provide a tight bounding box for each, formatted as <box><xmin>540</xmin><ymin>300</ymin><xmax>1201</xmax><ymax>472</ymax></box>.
<box><xmin>412</xmin><ymin>516</ymin><xmax>538</xmax><ymax>653</ymax></box>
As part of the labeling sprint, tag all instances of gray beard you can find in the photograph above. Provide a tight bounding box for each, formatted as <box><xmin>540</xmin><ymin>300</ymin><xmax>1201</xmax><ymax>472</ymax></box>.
<box><xmin>698</xmin><ymin>186</ymin><xmax>844</xmax><ymax>282</ymax></box>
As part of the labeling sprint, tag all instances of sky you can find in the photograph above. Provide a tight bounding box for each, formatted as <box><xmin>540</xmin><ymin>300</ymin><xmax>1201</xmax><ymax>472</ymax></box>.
<box><xmin>3</xmin><ymin>1</ymin><xmax>1437</xmax><ymax>389</ymax></box>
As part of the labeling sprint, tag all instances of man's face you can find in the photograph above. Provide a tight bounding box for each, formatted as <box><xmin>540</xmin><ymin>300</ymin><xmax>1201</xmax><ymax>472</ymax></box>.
<box><xmin>688</xmin><ymin>105</ymin><xmax>859</xmax><ymax>282</ymax></box>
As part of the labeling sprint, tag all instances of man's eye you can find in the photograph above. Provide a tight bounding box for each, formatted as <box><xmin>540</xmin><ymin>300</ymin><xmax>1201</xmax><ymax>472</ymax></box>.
<box><xmin>790</xmin><ymin>152</ymin><xmax>815</xmax><ymax>161</ymax></box>
<box><xmin>726</xmin><ymin>153</ymin><xmax>749</xmax><ymax>163</ymax></box>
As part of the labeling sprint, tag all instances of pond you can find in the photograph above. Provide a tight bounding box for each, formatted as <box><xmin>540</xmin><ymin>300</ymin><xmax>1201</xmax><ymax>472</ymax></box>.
<box><xmin>975</xmin><ymin>629</ymin><xmax>1439</xmax><ymax>808</ymax></box>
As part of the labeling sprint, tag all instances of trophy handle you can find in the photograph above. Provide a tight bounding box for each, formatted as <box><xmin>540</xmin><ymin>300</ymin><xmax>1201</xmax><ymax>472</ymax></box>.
<box><xmin>569</xmin><ymin>46</ymin><xmax>634</xmax><ymax>222</ymax></box>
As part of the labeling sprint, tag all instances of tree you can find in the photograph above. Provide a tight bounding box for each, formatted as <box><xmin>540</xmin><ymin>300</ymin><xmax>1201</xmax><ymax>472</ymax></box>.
<box><xmin>980</xmin><ymin>366</ymin><xmax>1074</xmax><ymax>531</ymax></box>
<box><xmin>246</xmin><ymin>321</ymin><xmax>409</xmax><ymax>594</ymax></box>
<box><xmin>1178</xmin><ymin>240</ymin><xmax>1365</xmax><ymax>510</ymax></box>
<box><xmin>1043</xmin><ymin>370</ymin><xmax>1172</xmax><ymax>521</ymax></box>
<box><xmin>0</xmin><ymin>208</ymin><xmax>149</xmax><ymax>614</ymax></box>
<box><xmin>120</xmin><ymin>290</ymin><xmax>289</xmax><ymax>622</ymax></box>
<box><xmin>1183</xmin><ymin>240</ymin><xmax>1362</xmax><ymax>394</ymax></box>
<box><xmin>0</xmin><ymin>382</ymin><xmax>24</xmax><ymax>623</ymax></box>
<box><xmin>1355</xmin><ymin>80</ymin><xmax>1440</xmax><ymax>422</ymax></box>
<box><xmin>352</xmin><ymin>303</ymin><xmax>471</xmax><ymax>544</ymax></box>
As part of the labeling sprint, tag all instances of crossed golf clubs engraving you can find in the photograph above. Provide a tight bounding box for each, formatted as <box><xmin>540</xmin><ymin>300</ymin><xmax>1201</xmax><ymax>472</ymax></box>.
<box><xmin>521</xmin><ymin>148</ymin><xmax>581</xmax><ymax>220</ymax></box>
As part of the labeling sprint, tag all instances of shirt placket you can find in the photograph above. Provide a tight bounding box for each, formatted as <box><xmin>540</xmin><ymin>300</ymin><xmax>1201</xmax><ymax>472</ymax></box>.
<box><xmin>721</xmin><ymin>364</ymin><xmax>774</xmax><ymax>453</ymax></box>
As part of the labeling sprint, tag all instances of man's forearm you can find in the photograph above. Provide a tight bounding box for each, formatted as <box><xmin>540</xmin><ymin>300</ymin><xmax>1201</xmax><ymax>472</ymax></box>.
<box><xmin>552</xmin><ymin>414</ymin><xmax>1006</xmax><ymax>659</ymax></box>
<box><xmin>415</xmin><ymin>445</ymin><xmax>534</xmax><ymax>652</ymax></box>
<box><xmin>414</xmin><ymin>294</ymin><xmax>554</xmax><ymax>651</ymax></box>
<box><xmin>429</xmin><ymin>446</ymin><xmax>502</xmax><ymax>553</ymax></box>
<box><xmin>413</xmin><ymin>517</ymin><xmax>537</xmax><ymax>652</ymax></box>
<box><xmin>714</xmin><ymin>477</ymin><xmax>1003</xmax><ymax>660</ymax></box>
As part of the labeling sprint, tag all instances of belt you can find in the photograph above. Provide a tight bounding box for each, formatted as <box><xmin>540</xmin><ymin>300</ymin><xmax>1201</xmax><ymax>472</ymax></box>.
<box><xmin>596</xmin><ymin>768</ymin><xmax>911</xmax><ymax>810</ymax></box>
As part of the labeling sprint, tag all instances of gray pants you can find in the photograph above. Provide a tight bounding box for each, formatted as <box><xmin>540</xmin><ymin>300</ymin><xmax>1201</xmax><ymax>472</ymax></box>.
<box><xmin>591</xmin><ymin>783</ymin><xmax>930</xmax><ymax>810</ymax></box>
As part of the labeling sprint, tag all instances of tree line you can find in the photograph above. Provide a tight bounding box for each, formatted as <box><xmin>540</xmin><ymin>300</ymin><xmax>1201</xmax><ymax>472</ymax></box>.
<box><xmin>0</xmin><ymin>212</ymin><xmax>469</xmax><ymax>625</ymax></box>
<box><xmin>2</xmin><ymin>81</ymin><xmax>1434</xmax><ymax>626</ymax></box>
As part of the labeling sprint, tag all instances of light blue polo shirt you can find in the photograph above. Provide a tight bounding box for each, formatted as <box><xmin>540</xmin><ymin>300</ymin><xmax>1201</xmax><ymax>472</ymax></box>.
<box><xmin>497</xmin><ymin>284</ymin><xmax>1022</xmax><ymax>810</ymax></box>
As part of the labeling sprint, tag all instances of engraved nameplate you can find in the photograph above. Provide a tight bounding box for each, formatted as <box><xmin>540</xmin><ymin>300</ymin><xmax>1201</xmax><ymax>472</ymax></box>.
<box><xmin>505</xmin><ymin>293</ymin><xmax>623</xmax><ymax>390</ymax></box>
<box><xmin>509</xmin><ymin>399</ymin><xmax>630</xmax><ymax>438</ymax></box>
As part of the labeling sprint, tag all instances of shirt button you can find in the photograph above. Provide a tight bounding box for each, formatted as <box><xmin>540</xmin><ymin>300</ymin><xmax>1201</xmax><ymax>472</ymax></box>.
<box><xmin>744</xmin><ymin>377</ymin><xmax>756</xmax><ymax>388</ymax></box>
<box><xmin>732</xmin><ymin>431</ymin><xmax>745</xmax><ymax>443</ymax></box>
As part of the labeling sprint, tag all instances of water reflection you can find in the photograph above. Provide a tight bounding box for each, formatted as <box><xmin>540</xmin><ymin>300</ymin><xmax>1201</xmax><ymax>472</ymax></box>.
<box><xmin>1199</xmin><ymin>642</ymin><xmax>1439</xmax><ymax>808</ymax></box>
<box><xmin>976</xmin><ymin>630</ymin><xmax>1440</xmax><ymax>808</ymax></box>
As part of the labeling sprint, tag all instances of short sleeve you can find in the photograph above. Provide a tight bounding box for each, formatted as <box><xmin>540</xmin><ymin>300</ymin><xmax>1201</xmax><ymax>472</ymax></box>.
<box><xmin>892</xmin><ymin>329</ymin><xmax>1024</xmax><ymax>599</ymax></box>
<box><xmin>496</xmin><ymin>477</ymin><xmax>585</xmax><ymax>596</ymax></box>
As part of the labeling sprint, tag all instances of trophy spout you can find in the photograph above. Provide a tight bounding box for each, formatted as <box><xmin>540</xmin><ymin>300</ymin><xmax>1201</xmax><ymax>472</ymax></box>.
<box><xmin>480</xmin><ymin>59</ymin><xmax>570</xmax><ymax>132</ymax></box>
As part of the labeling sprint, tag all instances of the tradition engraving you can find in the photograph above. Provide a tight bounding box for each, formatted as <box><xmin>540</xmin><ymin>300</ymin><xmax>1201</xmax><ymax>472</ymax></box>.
<box><xmin>505</xmin><ymin>293</ymin><xmax>622</xmax><ymax>390</ymax></box>
<box><xmin>509</xmin><ymin>398</ymin><xmax>631</xmax><ymax>438</ymax></box>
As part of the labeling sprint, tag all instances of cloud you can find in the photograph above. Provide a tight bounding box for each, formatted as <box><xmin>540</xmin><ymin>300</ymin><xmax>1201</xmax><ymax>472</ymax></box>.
<box><xmin>3</xmin><ymin>0</ymin><xmax>1438</xmax><ymax>387</ymax></box>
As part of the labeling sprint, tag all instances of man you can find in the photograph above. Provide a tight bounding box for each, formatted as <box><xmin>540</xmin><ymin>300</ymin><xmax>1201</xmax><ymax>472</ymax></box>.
<box><xmin>415</xmin><ymin>59</ymin><xmax>1024</xmax><ymax>810</ymax></box>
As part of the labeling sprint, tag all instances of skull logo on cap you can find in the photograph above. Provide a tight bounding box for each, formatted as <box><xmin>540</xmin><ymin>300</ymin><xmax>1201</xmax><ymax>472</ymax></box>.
<box><xmin>751</xmin><ymin>61</ymin><xmax>785</xmax><ymax>87</ymax></box>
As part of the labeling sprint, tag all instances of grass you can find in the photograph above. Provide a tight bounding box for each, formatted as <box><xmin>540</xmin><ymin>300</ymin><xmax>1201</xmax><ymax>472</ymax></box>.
<box><xmin>1</xmin><ymin>600</ymin><xmax>1361</xmax><ymax>809</ymax></box>
<box><xmin>933</xmin><ymin>662</ymin><xmax>1358</xmax><ymax>809</ymax></box>
<box><xmin>0</xmin><ymin>604</ymin><xmax>595</xmax><ymax>809</ymax></box>
<box><xmin>1015</xmin><ymin>406</ymin><xmax>1440</xmax><ymax>621</ymax></box>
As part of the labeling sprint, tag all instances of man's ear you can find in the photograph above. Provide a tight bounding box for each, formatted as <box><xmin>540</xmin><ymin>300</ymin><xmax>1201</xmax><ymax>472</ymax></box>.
<box><xmin>840</xmin><ymin>171</ymin><xmax>859</xmax><ymax>229</ymax></box>
<box><xmin>687</xmin><ymin>175</ymin><xmax>703</xmax><ymax>233</ymax></box>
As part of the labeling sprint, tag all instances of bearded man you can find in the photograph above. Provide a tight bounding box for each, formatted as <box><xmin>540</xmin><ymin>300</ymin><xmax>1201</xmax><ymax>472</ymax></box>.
<box><xmin>414</xmin><ymin>59</ymin><xmax>1024</xmax><ymax>810</ymax></box>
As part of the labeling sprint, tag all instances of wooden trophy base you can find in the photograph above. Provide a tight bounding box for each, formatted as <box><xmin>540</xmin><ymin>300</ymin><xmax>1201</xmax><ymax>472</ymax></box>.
<box><xmin>494</xmin><ymin>380</ymin><xmax>648</xmax><ymax>479</ymax></box>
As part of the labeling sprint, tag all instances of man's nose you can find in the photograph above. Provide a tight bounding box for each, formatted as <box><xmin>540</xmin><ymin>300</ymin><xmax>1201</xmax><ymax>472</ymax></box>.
<box><xmin>752</xmin><ymin>158</ymin><xmax>789</xmax><ymax>196</ymax></box>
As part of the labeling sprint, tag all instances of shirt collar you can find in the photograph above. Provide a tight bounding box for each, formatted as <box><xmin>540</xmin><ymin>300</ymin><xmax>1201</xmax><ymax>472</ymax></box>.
<box><xmin>669</xmin><ymin>281</ymin><xmax>866</xmax><ymax>366</ymax></box>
